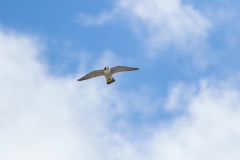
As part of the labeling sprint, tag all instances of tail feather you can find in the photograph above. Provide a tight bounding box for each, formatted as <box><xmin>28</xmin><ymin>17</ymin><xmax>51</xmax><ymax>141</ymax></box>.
<box><xmin>107</xmin><ymin>77</ymin><xmax>115</xmax><ymax>85</ymax></box>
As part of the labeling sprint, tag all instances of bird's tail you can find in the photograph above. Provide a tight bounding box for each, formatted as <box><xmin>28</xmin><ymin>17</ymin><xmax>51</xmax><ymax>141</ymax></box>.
<box><xmin>107</xmin><ymin>77</ymin><xmax>115</xmax><ymax>85</ymax></box>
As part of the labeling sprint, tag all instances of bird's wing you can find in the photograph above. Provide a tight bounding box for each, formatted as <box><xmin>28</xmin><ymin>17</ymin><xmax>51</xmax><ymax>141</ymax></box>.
<box><xmin>78</xmin><ymin>70</ymin><xmax>104</xmax><ymax>81</ymax></box>
<box><xmin>111</xmin><ymin>66</ymin><xmax>139</xmax><ymax>74</ymax></box>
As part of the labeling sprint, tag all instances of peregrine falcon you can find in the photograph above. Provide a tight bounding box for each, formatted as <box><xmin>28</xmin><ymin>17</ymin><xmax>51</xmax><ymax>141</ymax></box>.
<box><xmin>77</xmin><ymin>66</ymin><xmax>139</xmax><ymax>85</ymax></box>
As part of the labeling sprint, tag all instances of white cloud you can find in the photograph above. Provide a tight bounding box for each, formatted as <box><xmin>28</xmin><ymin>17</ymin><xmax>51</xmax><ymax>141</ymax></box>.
<box><xmin>1</xmin><ymin>26</ymin><xmax>240</xmax><ymax>160</ymax></box>
<box><xmin>152</xmin><ymin>79</ymin><xmax>240</xmax><ymax>160</ymax></box>
<box><xmin>0</xmin><ymin>28</ymin><xmax>143</xmax><ymax>160</ymax></box>
<box><xmin>78</xmin><ymin>0</ymin><xmax>211</xmax><ymax>54</ymax></box>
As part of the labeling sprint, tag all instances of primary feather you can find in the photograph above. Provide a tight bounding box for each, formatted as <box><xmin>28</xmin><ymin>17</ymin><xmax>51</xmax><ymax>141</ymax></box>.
<box><xmin>111</xmin><ymin>66</ymin><xmax>139</xmax><ymax>74</ymax></box>
<box><xmin>77</xmin><ymin>70</ymin><xmax>104</xmax><ymax>81</ymax></box>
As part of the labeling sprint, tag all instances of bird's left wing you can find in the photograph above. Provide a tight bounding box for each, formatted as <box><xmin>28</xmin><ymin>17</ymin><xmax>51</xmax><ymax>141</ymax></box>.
<box><xmin>78</xmin><ymin>70</ymin><xmax>104</xmax><ymax>81</ymax></box>
<box><xmin>111</xmin><ymin>66</ymin><xmax>139</xmax><ymax>74</ymax></box>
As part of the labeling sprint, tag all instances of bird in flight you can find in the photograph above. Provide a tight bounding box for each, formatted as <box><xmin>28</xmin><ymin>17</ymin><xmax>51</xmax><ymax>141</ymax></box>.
<box><xmin>78</xmin><ymin>66</ymin><xmax>139</xmax><ymax>84</ymax></box>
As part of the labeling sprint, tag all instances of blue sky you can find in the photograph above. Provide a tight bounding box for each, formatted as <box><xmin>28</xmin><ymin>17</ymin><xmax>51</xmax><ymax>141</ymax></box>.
<box><xmin>1</xmin><ymin>0</ymin><xmax>240</xmax><ymax>159</ymax></box>
<box><xmin>1</xmin><ymin>0</ymin><xmax>238</xmax><ymax>85</ymax></box>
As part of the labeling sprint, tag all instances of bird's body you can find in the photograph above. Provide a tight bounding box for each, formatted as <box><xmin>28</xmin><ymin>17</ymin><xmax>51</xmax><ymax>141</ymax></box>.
<box><xmin>78</xmin><ymin>66</ymin><xmax>139</xmax><ymax>85</ymax></box>
<box><xmin>103</xmin><ymin>67</ymin><xmax>115</xmax><ymax>84</ymax></box>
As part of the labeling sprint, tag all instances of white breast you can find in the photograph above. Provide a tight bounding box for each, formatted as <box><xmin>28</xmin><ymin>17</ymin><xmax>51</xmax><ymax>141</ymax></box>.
<box><xmin>103</xmin><ymin>69</ymin><xmax>112</xmax><ymax>78</ymax></box>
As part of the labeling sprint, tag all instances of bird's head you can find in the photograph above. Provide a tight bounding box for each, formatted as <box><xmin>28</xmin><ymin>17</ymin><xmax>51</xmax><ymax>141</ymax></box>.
<box><xmin>104</xmin><ymin>66</ymin><xmax>109</xmax><ymax>71</ymax></box>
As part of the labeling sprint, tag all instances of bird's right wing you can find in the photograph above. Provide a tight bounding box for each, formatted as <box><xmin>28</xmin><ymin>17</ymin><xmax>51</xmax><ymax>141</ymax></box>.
<box><xmin>78</xmin><ymin>70</ymin><xmax>104</xmax><ymax>81</ymax></box>
<box><xmin>111</xmin><ymin>66</ymin><xmax>139</xmax><ymax>74</ymax></box>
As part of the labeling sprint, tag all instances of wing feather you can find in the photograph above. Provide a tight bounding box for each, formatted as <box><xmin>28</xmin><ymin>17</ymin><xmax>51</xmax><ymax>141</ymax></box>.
<box><xmin>78</xmin><ymin>70</ymin><xmax>104</xmax><ymax>81</ymax></box>
<box><xmin>111</xmin><ymin>66</ymin><xmax>139</xmax><ymax>74</ymax></box>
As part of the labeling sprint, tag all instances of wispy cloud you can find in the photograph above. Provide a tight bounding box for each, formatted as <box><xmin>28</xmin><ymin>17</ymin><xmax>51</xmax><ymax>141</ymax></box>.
<box><xmin>78</xmin><ymin>0</ymin><xmax>211</xmax><ymax>54</ymax></box>
<box><xmin>151</xmin><ymin>78</ymin><xmax>240</xmax><ymax>160</ymax></box>
<box><xmin>78</xmin><ymin>10</ymin><xmax>118</xmax><ymax>26</ymax></box>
